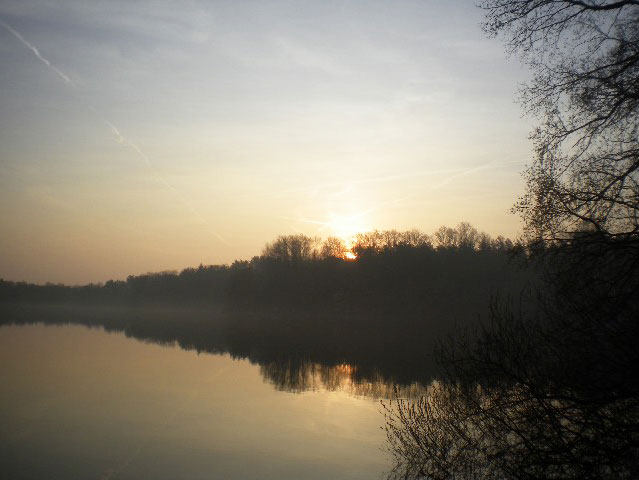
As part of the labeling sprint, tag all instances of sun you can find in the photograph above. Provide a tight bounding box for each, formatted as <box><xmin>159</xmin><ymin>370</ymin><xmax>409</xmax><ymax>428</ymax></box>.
<box><xmin>326</xmin><ymin>212</ymin><xmax>369</xmax><ymax>241</ymax></box>
<box><xmin>324</xmin><ymin>212</ymin><xmax>370</xmax><ymax>260</ymax></box>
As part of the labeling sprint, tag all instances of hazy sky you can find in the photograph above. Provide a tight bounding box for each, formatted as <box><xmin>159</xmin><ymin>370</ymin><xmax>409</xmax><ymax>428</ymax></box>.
<box><xmin>0</xmin><ymin>0</ymin><xmax>532</xmax><ymax>284</ymax></box>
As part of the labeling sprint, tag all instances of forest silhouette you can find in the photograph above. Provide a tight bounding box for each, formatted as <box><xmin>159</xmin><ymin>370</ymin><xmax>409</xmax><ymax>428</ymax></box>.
<box><xmin>0</xmin><ymin>223</ymin><xmax>532</xmax><ymax>390</ymax></box>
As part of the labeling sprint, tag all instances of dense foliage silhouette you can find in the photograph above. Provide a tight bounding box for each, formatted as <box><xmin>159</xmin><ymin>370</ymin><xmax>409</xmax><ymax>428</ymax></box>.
<box><xmin>384</xmin><ymin>2</ymin><xmax>639</xmax><ymax>479</ymax></box>
<box><xmin>0</xmin><ymin>224</ymin><xmax>529</xmax><ymax>390</ymax></box>
<box><xmin>0</xmin><ymin>223</ymin><xmax>521</xmax><ymax>313</ymax></box>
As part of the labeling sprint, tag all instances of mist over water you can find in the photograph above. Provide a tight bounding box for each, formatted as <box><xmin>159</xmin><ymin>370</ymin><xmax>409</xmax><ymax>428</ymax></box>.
<box><xmin>0</xmin><ymin>224</ymin><xmax>537</xmax><ymax>479</ymax></box>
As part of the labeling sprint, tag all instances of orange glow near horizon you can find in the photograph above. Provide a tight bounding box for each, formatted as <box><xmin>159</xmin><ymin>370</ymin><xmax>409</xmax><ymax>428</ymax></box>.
<box><xmin>326</xmin><ymin>212</ymin><xmax>370</xmax><ymax>242</ymax></box>
<box><xmin>0</xmin><ymin>1</ymin><xmax>528</xmax><ymax>286</ymax></box>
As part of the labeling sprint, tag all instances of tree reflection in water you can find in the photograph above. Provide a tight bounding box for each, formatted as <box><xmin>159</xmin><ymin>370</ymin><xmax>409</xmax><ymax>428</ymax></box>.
<box><xmin>0</xmin><ymin>304</ymin><xmax>437</xmax><ymax>398</ymax></box>
<box><xmin>259</xmin><ymin>360</ymin><xmax>427</xmax><ymax>398</ymax></box>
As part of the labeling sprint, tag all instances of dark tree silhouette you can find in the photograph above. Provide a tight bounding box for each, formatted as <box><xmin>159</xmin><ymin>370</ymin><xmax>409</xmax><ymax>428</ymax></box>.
<box><xmin>0</xmin><ymin>224</ymin><xmax>519</xmax><ymax>309</ymax></box>
<box><xmin>1</xmin><ymin>224</ymin><xmax>526</xmax><ymax>389</ymax></box>
<box><xmin>384</xmin><ymin>295</ymin><xmax>639</xmax><ymax>480</ymax></box>
<box><xmin>482</xmin><ymin>0</ymin><xmax>639</xmax><ymax>244</ymax></box>
<box><xmin>320</xmin><ymin>236</ymin><xmax>349</xmax><ymax>259</ymax></box>
<box><xmin>261</xmin><ymin>234</ymin><xmax>320</xmax><ymax>262</ymax></box>
<box><xmin>384</xmin><ymin>2</ymin><xmax>639</xmax><ymax>478</ymax></box>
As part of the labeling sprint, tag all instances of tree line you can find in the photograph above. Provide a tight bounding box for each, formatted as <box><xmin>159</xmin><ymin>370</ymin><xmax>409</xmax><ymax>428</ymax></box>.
<box><xmin>0</xmin><ymin>222</ymin><xmax>528</xmax><ymax>388</ymax></box>
<box><xmin>0</xmin><ymin>222</ymin><xmax>521</xmax><ymax>315</ymax></box>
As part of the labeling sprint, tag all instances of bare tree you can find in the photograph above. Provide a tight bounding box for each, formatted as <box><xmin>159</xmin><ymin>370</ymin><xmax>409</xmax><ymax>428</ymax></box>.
<box><xmin>433</xmin><ymin>226</ymin><xmax>458</xmax><ymax>250</ymax></box>
<box><xmin>383</xmin><ymin>2</ymin><xmax>639</xmax><ymax>478</ymax></box>
<box><xmin>320</xmin><ymin>236</ymin><xmax>349</xmax><ymax>259</ymax></box>
<box><xmin>482</xmin><ymin>0</ymin><xmax>639</xmax><ymax>244</ymax></box>
<box><xmin>261</xmin><ymin>234</ymin><xmax>320</xmax><ymax>262</ymax></box>
<box><xmin>480</xmin><ymin>0</ymin><xmax>639</xmax><ymax>323</ymax></box>
<box><xmin>352</xmin><ymin>229</ymin><xmax>433</xmax><ymax>255</ymax></box>
<box><xmin>384</xmin><ymin>295</ymin><xmax>639</xmax><ymax>480</ymax></box>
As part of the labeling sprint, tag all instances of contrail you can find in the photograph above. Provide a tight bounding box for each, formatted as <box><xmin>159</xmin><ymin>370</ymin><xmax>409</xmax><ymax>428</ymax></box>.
<box><xmin>1</xmin><ymin>20</ymin><xmax>73</xmax><ymax>85</ymax></box>
<box><xmin>104</xmin><ymin>118</ymin><xmax>230</xmax><ymax>245</ymax></box>
<box><xmin>106</xmin><ymin>121</ymin><xmax>151</xmax><ymax>167</ymax></box>
<box><xmin>2</xmin><ymin>19</ymin><xmax>230</xmax><ymax>247</ymax></box>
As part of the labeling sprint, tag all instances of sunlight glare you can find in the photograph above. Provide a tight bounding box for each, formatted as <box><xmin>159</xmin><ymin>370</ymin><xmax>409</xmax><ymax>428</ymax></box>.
<box><xmin>327</xmin><ymin>212</ymin><xmax>369</xmax><ymax>243</ymax></box>
<box><xmin>325</xmin><ymin>211</ymin><xmax>370</xmax><ymax>260</ymax></box>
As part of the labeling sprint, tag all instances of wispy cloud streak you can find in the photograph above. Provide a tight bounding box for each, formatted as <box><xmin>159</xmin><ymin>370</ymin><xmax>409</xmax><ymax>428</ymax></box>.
<box><xmin>284</xmin><ymin>158</ymin><xmax>525</xmax><ymax>234</ymax></box>
<box><xmin>105</xmin><ymin>120</ymin><xmax>230</xmax><ymax>245</ymax></box>
<box><xmin>106</xmin><ymin>121</ymin><xmax>152</xmax><ymax>167</ymax></box>
<box><xmin>1</xmin><ymin>20</ymin><xmax>73</xmax><ymax>85</ymax></box>
<box><xmin>241</xmin><ymin>158</ymin><xmax>526</xmax><ymax>204</ymax></box>
<box><xmin>1</xmin><ymin>19</ymin><xmax>229</xmax><ymax>246</ymax></box>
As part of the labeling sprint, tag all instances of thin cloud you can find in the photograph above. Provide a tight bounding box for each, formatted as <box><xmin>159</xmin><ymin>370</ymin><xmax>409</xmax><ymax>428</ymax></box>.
<box><xmin>246</xmin><ymin>159</ymin><xmax>525</xmax><ymax>204</ymax></box>
<box><xmin>1</xmin><ymin>20</ymin><xmax>73</xmax><ymax>85</ymax></box>
<box><xmin>1</xmin><ymin>18</ymin><xmax>229</xmax><ymax>247</ymax></box>
<box><xmin>104</xmin><ymin>119</ymin><xmax>230</xmax><ymax>246</ymax></box>
<box><xmin>281</xmin><ymin>158</ymin><xmax>526</xmax><ymax>232</ymax></box>
<box><xmin>106</xmin><ymin>121</ymin><xmax>152</xmax><ymax>167</ymax></box>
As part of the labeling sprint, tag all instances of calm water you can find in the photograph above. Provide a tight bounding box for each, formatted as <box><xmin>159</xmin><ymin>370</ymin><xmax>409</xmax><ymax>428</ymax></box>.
<box><xmin>0</xmin><ymin>323</ymin><xmax>391</xmax><ymax>480</ymax></box>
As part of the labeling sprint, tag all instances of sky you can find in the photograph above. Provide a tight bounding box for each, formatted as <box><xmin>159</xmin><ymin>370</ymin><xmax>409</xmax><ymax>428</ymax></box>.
<box><xmin>0</xmin><ymin>0</ymin><xmax>532</xmax><ymax>284</ymax></box>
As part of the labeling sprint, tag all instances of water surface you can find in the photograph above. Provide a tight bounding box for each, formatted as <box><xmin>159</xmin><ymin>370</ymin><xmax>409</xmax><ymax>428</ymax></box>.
<box><xmin>0</xmin><ymin>323</ymin><xmax>391</xmax><ymax>480</ymax></box>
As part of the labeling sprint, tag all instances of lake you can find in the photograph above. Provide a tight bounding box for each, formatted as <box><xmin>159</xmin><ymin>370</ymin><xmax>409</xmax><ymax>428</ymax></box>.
<box><xmin>0</xmin><ymin>323</ymin><xmax>392</xmax><ymax>480</ymax></box>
